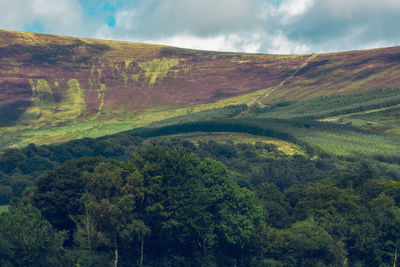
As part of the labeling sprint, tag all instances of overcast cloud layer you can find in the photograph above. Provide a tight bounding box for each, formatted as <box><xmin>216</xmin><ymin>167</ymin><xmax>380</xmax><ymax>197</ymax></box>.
<box><xmin>0</xmin><ymin>0</ymin><xmax>400</xmax><ymax>54</ymax></box>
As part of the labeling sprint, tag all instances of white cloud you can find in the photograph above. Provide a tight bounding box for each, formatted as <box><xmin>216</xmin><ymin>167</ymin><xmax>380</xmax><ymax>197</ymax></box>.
<box><xmin>261</xmin><ymin>0</ymin><xmax>400</xmax><ymax>53</ymax></box>
<box><xmin>114</xmin><ymin>9</ymin><xmax>137</xmax><ymax>31</ymax></box>
<box><xmin>266</xmin><ymin>33</ymin><xmax>311</xmax><ymax>54</ymax></box>
<box><xmin>0</xmin><ymin>0</ymin><xmax>83</xmax><ymax>35</ymax></box>
<box><xmin>318</xmin><ymin>0</ymin><xmax>400</xmax><ymax>19</ymax></box>
<box><xmin>31</xmin><ymin>0</ymin><xmax>83</xmax><ymax>29</ymax></box>
<box><xmin>139</xmin><ymin>0</ymin><xmax>257</xmax><ymax>36</ymax></box>
<box><xmin>277</xmin><ymin>0</ymin><xmax>314</xmax><ymax>19</ymax></box>
<box><xmin>113</xmin><ymin>33</ymin><xmax>261</xmax><ymax>54</ymax></box>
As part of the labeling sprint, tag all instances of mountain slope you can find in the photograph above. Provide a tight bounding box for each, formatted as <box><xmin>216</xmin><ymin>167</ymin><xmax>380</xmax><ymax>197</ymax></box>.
<box><xmin>0</xmin><ymin>29</ymin><xmax>301</xmax><ymax>126</ymax></box>
<box><xmin>1</xmin><ymin>29</ymin><xmax>400</xmax><ymax>148</ymax></box>
<box><xmin>261</xmin><ymin>47</ymin><xmax>400</xmax><ymax>104</ymax></box>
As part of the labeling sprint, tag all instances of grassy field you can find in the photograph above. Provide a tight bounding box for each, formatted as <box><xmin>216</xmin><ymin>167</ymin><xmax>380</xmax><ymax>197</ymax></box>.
<box><xmin>144</xmin><ymin>132</ymin><xmax>306</xmax><ymax>156</ymax></box>
<box><xmin>241</xmin><ymin>117</ymin><xmax>400</xmax><ymax>159</ymax></box>
<box><xmin>128</xmin><ymin>116</ymin><xmax>400</xmax><ymax>164</ymax></box>
<box><xmin>250</xmin><ymin>88</ymin><xmax>400</xmax><ymax>120</ymax></box>
<box><xmin>294</xmin><ymin>126</ymin><xmax>400</xmax><ymax>158</ymax></box>
<box><xmin>0</xmin><ymin>85</ymin><xmax>267</xmax><ymax>150</ymax></box>
<box><xmin>0</xmin><ymin>205</ymin><xmax>9</xmax><ymax>214</ymax></box>
<box><xmin>321</xmin><ymin>105</ymin><xmax>400</xmax><ymax>134</ymax></box>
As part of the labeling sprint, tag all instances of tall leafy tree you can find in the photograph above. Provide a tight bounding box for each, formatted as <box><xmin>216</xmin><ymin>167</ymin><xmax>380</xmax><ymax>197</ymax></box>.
<box><xmin>0</xmin><ymin>204</ymin><xmax>70</xmax><ymax>266</ymax></box>
<box><xmin>33</xmin><ymin>157</ymin><xmax>101</xmax><ymax>234</ymax></box>
<box><xmin>266</xmin><ymin>219</ymin><xmax>339</xmax><ymax>266</ymax></box>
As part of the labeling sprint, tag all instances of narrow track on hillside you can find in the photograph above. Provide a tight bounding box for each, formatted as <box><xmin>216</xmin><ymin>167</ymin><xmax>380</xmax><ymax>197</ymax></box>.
<box><xmin>353</xmin><ymin>118</ymin><xmax>400</xmax><ymax>129</ymax></box>
<box><xmin>256</xmin><ymin>54</ymin><xmax>319</xmax><ymax>107</ymax></box>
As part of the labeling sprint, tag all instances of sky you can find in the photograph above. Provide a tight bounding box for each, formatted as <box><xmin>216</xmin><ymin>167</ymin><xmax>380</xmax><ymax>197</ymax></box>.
<box><xmin>1</xmin><ymin>0</ymin><xmax>400</xmax><ymax>54</ymax></box>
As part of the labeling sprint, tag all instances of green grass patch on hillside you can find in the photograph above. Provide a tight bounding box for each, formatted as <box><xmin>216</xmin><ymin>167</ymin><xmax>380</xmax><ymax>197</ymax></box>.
<box><xmin>19</xmin><ymin>79</ymin><xmax>56</xmax><ymax>125</ymax></box>
<box><xmin>138</xmin><ymin>58</ymin><xmax>180</xmax><ymax>88</ymax></box>
<box><xmin>130</xmin><ymin>117</ymin><xmax>400</xmax><ymax>165</ymax></box>
<box><xmin>0</xmin><ymin>205</ymin><xmax>9</xmax><ymax>213</ymax></box>
<box><xmin>16</xmin><ymin>78</ymin><xmax>87</xmax><ymax>129</ymax></box>
<box><xmin>243</xmin><ymin>118</ymin><xmax>400</xmax><ymax>159</ymax></box>
<box><xmin>55</xmin><ymin>79</ymin><xmax>86</xmax><ymax>120</ymax></box>
<box><xmin>0</xmin><ymin>84</ymin><xmax>270</xmax><ymax>150</ymax></box>
<box><xmin>249</xmin><ymin>88</ymin><xmax>400</xmax><ymax>120</ymax></box>
<box><xmin>147</xmin><ymin>132</ymin><xmax>305</xmax><ymax>156</ymax></box>
<box><xmin>296</xmin><ymin>127</ymin><xmax>400</xmax><ymax>157</ymax></box>
<box><xmin>322</xmin><ymin>105</ymin><xmax>400</xmax><ymax>134</ymax></box>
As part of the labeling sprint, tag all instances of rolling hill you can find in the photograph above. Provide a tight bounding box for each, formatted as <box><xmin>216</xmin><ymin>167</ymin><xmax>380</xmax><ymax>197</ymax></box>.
<box><xmin>1</xmin><ymin>29</ymin><xmax>400</xmax><ymax>149</ymax></box>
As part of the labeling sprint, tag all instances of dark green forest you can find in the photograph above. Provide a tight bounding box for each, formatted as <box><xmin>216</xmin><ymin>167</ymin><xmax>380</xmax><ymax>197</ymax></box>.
<box><xmin>2</xmin><ymin>147</ymin><xmax>400</xmax><ymax>266</ymax></box>
<box><xmin>1</xmin><ymin>89</ymin><xmax>400</xmax><ymax>266</ymax></box>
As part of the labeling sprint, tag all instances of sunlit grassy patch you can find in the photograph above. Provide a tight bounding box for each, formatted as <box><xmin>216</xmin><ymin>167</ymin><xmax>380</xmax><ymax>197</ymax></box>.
<box><xmin>0</xmin><ymin>205</ymin><xmax>9</xmax><ymax>214</ymax></box>
<box><xmin>321</xmin><ymin>104</ymin><xmax>400</xmax><ymax>135</ymax></box>
<box><xmin>55</xmin><ymin>79</ymin><xmax>86</xmax><ymax>120</ymax></box>
<box><xmin>298</xmin><ymin>129</ymin><xmax>400</xmax><ymax>158</ymax></box>
<box><xmin>132</xmin><ymin>73</ymin><xmax>140</xmax><ymax>82</ymax></box>
<box><xmin>97</xmin><ymin>84</ymin><xmax>107</xmax><ymax>113</ymax></box>
<box><xmin>0</xmin><ymin>87</ymin><xmax>259</xmax><ymax>149</ymax></box>
<box><xmin>153</xmin><ymin>132</ymin><xmax>305</xmax><ymax>156</ymax></box>
<box><xmin>19</xmin><ymin>79</ymin><xmax>56</xmax><ymax>125</ymax></box>
<box><xmin>138</xmin><ymin>58</ymin><xmax>180</xmax><ymax>88</ymax></box>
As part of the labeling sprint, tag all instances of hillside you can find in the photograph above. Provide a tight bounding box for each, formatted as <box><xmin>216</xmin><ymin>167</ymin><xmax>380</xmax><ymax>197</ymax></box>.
<box><xmin>2</xmin><ymin>29</ymin><xmax>400</xmax><ymax>149</ymax></box>
<box><xmin>0</xmin><ymin>30</ymin><xmax>300</xmax><ymax>125</ymax></box>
